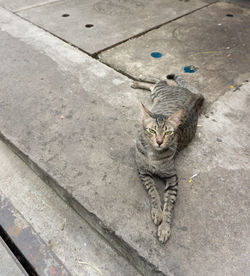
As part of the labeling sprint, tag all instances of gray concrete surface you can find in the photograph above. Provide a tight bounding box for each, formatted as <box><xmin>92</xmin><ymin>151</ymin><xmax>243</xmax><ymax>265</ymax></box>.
<box><xmin>0</xmin><ymin>194</ymin><xmax>72</xmax><ymax>276</ymax></box>
<box><xmin>172</xmin><ymin>81</ymin><xmax>250</xmax><ymax>275</ymax></box>
<box><xmin>0</xmin><ymin>139</ymin><xmax>140</xmax><ymax>276</ymax></box>
<box><xmin>0</xmin><ymin>7</ymin><xmax>151</xmax><ymax>275</ymax></box>
<box><xmin>0</xmin><ymin>0</ymin><xmax>60</xmax><ymax>12</ymax></box>
<box><xmin>0</xmin><ymin>237</ymin><xmax>27</xmax><ymax>276</ymax></box>
<box><xmin>16</xmin><ymin>0</ymin><xmax>213</xmax><ymax>54</ymax></box>
<box><xmin>219</xmin><ymin>0</ymin><xmax>250</xmax><ymax>8</ymax></box>
<box><xmin>99</xmin><ymin>2</ymin><xmax>250</xmax><ymax>106</ymax></box>
<box><xmin>0</xmin><ymin>1</ymin><xmax>250</xmax><ymax>276</ymax></box>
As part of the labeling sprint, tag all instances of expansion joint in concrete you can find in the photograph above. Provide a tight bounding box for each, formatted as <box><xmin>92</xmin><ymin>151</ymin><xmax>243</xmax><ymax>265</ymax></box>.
<box><xmin>12</xmin><ymin>0</ymin><xmax>63</xmax><ymax>13</ymax></box>
<box><xmin>14</xmin><ymin>11</ymin><xmax>94</xmax><ymax>57</ymax></box>
<box><xmin>0</xmin><ymin>131</ymin><xmax>167</xmax><ymax>276</ymax></box>
<box><xmin>95</xmin><ymin>1</ymin><xmax>218</xmax><ymax>57</ymax></box>
<box><xmin>8</xmin><ymin>0</ymin><xmax>217</xmax><ymax>83</ymax></box>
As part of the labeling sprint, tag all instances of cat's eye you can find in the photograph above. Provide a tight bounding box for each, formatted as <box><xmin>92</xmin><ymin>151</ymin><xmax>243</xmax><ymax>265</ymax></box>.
<box><xmin>148</xmin><ymin>128</ymin><xmax>156</xmax><ymax>134</ymax></box>
<box><xmin>165</xmin><ymin>130</ymin><xmax>173</xmax><ymax>135</ymax></box>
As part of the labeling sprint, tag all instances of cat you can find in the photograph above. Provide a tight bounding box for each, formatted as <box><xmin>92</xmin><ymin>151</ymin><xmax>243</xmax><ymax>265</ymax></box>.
<box><xmin>131</xmin><ymin>74</ymin><xmax>204</xmax><ymax>243</ymax></box>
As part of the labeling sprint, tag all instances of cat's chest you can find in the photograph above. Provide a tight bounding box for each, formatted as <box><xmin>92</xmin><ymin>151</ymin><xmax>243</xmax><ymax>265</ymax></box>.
<box><xmin>147</xmin><ymin>154</ymin><xmax>160</xmax><ymax>173</ymax></box>
<box><xmin>136</xmin><ymin>138</ymin><xmax>175</xmax><ymax>176</ymax></box>
<box><xmin>145</xmin><ymin>150</ymin><xmax>175</xmax><ymax>176</ymax></box>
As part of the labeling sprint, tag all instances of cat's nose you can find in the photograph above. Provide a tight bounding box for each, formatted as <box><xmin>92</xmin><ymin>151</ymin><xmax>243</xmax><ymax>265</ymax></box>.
<box><xmin>156</xmin><ymin>138</ymin><xmax>163</xmax><ymax>146</ymax></box>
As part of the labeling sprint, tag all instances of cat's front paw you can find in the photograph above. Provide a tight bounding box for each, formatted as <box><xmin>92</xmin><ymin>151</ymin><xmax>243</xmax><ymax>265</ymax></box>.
<box><xmin>158</xmin><ymin>222</ymin><xmax>171</xmax><ymax>243</ymax></box>
<box><xmin>151</xmin><ymin>207</ymin><xmax>163</xmax><ymax>226</ymax></box>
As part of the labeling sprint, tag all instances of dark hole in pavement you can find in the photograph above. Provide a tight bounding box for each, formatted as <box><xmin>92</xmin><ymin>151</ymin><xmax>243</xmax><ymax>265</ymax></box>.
<box><xmin>62</xmin><ymin>14</ymin><xmax>70</xmax><ymax>17</ymax></box>
<box><xmin>85</xmin><ymin>24</ymin><xmax>94</xmax><ymax>28</ymax></box>
<box><xmin>226</xmin><ymin>14</ymin><xmax>234</xmax><ymax>17</ymax></box>
<box><xmin>151</xmin><ymin>52</ymin><xmax>163</xmax><ymax>58</ymax></box>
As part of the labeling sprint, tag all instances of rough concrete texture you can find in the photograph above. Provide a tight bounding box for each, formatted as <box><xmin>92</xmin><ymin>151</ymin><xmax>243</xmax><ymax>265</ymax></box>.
<box><xmin>17</xmin><ymin>0</ymin><xmax>212</xmax><ymax>54</ymax></box>
<box><xmin>219</xmin><ymin>0</ymin><xmax>250</xmax><ymax>8</ymax></box>
<box><xmin>0</xmin><ymin>194</ymin><xmax>72</xmax><ymax>276</ymax></box>
<box><xmin>0</xmin><ymin>7</ymin><xmax>152</xmax><ymax>275</ymax></box>
<box><xmin>0</xmin><ymin>141</ymin><xmax>140</xmax><ymax>276</ymax></box>
<box><xmin>99</xmin><ymin>2</ymin><xmax>250</xmax><ymax>105</ymax></box>
<box><xmin>0</xmin><ymin>237</ymin><xmax>27</xmax><ymax>276</ymax></box>
<box><xmin>0</xmin><ymin>0</ymin><xmax>59</xmax><ymax>12</ymax></box>
<box><xmin>0</xmin><ymin>4</ymin><xmax>250</xmax><ymax>276</ymax></box>
<box><xmin>172</xmin><ymin>82</ymin><xmax>250</xmax><ymax>275</ymax></box>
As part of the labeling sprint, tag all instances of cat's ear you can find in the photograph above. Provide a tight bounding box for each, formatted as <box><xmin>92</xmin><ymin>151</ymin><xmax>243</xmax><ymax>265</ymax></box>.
<box><xmin>141</xmin><ymin>103</ymin><xmax>153</xmax><ymax>118</ymax></box>
<box><xmin>168</xmin><ymin>109</ymin><xmax>185</xmax><ymax>129</ymax></box>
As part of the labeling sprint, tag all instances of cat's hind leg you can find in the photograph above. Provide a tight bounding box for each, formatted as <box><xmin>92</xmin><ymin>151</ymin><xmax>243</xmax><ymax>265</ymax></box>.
<box><xmin>131</xmin><ymin>75</ymin><xmax>161</xmax><ymax>91</ymax></box>
<box><xmin>131</xmin><ymin>81</ymin><xmax>154</xmax><ymax>91</ymax></box>
<box><xmin>138</xmin><ymin>75</ymin><xmax>160</xmax><ymax>84</ymax></box>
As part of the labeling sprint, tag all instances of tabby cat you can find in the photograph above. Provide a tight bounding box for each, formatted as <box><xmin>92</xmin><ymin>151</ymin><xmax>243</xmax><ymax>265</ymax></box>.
<box><xmin>132</xmin><ymin>74</ymin><xmax>204</xmax><ymax>243</ymax></box>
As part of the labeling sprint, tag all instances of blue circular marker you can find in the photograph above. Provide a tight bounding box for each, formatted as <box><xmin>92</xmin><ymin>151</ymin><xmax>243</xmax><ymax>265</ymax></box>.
<box><xmin>151</xmin><ymin>52</ymin><xmax>163</xmax><ymax>58</ymax></box>
<box><xmin>184</xmin><ymin>65</ymin><xmax>198</xmax><ymax>73</ymax></box>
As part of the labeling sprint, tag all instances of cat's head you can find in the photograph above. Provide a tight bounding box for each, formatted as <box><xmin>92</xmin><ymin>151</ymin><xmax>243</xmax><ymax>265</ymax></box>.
<box><xmin>142</xmin><ymin>104</ymin><xmax>184</xmax><ymax>151</ymax></box>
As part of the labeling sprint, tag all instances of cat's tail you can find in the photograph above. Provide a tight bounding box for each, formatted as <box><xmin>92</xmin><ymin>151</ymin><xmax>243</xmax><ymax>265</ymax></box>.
<box><xmin>166</xmin><ymin>74</ymin><xmax>200</xmax><ymax>95</ymax></box>
<box><xmin>167</xmin><ymin>73</ymin><xmax>204</xmax><ymax>111</ymax></box>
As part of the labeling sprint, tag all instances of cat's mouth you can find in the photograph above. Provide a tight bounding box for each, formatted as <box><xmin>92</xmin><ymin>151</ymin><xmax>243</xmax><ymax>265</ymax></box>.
<box><xmin>155</xmin><ymin>144</ymin><xmax>165</xmax><ymax>151</ymax></box>
<box><xmin>154</xmin><ymin>143</ymin><xmax>172</xmax><ymax>151</ymax></box>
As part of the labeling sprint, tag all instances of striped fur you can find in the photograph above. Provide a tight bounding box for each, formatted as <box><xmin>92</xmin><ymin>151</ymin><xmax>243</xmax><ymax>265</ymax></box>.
<box><xmin>132</xmin><ymin>74</ymin><xmax>204</xmax><ymax>243</ymax></box>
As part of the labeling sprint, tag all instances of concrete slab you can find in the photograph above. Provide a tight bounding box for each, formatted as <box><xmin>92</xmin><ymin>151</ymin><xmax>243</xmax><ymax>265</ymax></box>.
<box><xmin>0</xmin><ymin>6</ymin><xmax>249</xmax><ymax>276</ymax></box>
<box><xmin>99</xmin><ymin>2</ymin><xmax>250</xmax><ymax>105</ymax></box>
<box><xmin>172</xmin><ymin>81</ymin><xmax>250</xmax><ymax>276</ymax></box>
<box><xmin>0</xmin><ymin>141</ymin><xmax>140</xmax><ymax>276</ymax></box>
<box><xmin>0</xmin><ymin>237</ymin><xmax>27</xmax><ymax>276</ymax></box>
<box><xmin>17</xmin><ymin>0</ymin><xmax>213</xmax><ymax>54</ymax></box>
<box><xmin>0</xmin><ymin>7</ymin><xmax>154</xmax><ymax>275</ymax></box>
<box><xmin>0</xmin><ymin>195</ymin><xmax>72</xmax><ymax>276</ymax></box>
<box><xmin>219</xmin><ymin>0</ymin><xmax>250</xmax><ymax>8</ymax></box>
<box><xmin>0</xmin><ymin>0</ymin><xmax>61</xmax><ymax>12</ymax></box>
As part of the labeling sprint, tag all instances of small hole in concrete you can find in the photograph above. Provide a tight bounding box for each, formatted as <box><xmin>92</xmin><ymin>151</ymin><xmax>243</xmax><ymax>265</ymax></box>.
<box><xmin>62</xmin><ymin>14</ymin><xmax>70</xmax><ymax>17</ymax></box>
<box><xmin>151</xmin><ymin>52</ymin><xmax>163</xmax><ymax>58</ymax></box>
<box><xmin>85</xmin><ymin>24</ymin><xmax>94</xmax><ymax>28</ymax></box>
<box><xmin>226</xmin><ymin>14</ymin><xmax>234</xmax><ymax>17</ymax></box>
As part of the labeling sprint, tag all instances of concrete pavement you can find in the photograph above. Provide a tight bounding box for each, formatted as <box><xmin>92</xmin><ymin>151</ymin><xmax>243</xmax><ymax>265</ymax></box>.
<box><xmin>0</xmin><ymin>237</ymin><xmax>27</xmax><ymax>276</ymax></box>
<box><xmin>0</xmin><ymin>140</ymin><xmax>140</xmax><ymax>276</ymax></box>
<box><xmin>100</xmin><ymin>2</ymin><xmax>250</xmax><ymax>106</ymax></box>
<box><xmin>15</xmin><ymin>0</ymin><xmax>213</xmax><ymax>54</ymax></box>
<box><xmin>0</xmin><ymin>1</ymin><xmax>249</xmax><ymax>275</ymax></box>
